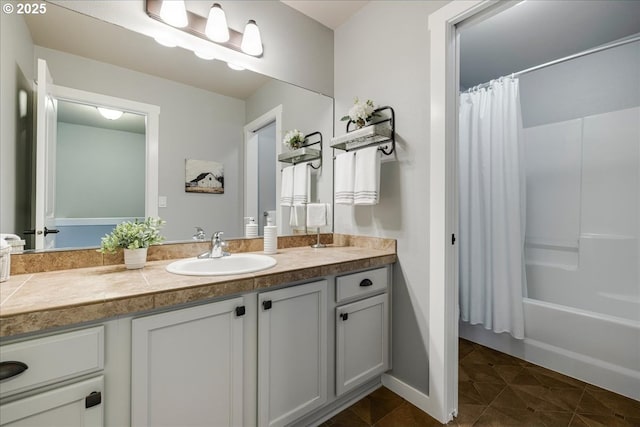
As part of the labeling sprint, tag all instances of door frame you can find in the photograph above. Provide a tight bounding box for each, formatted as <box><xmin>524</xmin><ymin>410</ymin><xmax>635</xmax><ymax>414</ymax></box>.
<box><xmin>427</xmin><ymin>0</ymin><xmax>499</xmax><ymax>422</ymax></box>
<box><xmin>34</xmin><ymin>61</ymin><xmax>160</xmax><ymax>250</ymax></box>
<box><xmin>243</xmin><ymin>105</ymin><xmax>282</xmax><ymax>234</ymax></box>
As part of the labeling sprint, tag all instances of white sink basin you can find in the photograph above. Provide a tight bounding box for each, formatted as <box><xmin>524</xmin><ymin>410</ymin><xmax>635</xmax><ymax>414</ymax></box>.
<box><xmin>166</xmin><ymin>253</ymin><xmax>277</xmax><ymax>276</ymax></box>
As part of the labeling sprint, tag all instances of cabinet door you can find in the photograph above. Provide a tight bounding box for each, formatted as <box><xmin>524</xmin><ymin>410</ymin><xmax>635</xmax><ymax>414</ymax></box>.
<box><xmin>0</xmin><ymin>376</ymin><xmax>103</xmax><ymax>427</ymax></box>
<box><xmin>258</xmin><ymin>281</ymin><xmax>327</xmax><ymax>427</ymax></box>
<box><xmin>336</xmin><ymin>293</ymin><xmax>389</xmax><ymax>396</ymax></box>
<box><xmin>131</xmin><ymin>297</ymin><xmax>245</xmax><ymax>427</ymax></box>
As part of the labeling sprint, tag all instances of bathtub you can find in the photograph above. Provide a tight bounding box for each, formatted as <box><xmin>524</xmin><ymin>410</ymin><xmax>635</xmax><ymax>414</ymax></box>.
<box><xmin>460</xmin><ymin>298</ymin><xmax>640</xmax><ymax>399</ymax></box>
<box><xmin>460</xmin><ymin>234</ymin><xmax>640</xmax><ymax>400</ymax></box>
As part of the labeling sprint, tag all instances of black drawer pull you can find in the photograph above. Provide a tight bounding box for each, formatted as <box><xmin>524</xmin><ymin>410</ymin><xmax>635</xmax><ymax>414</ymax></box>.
<box><xmin>340</xmin><ymin>312</ymin><xmax>349</xmax><ymax>321</ymax></box>
<box><xmin>262</xmin><ymin>300</ymin><xmax>272</xmax><ymax>310</ymax></box>
<box><xmin>235</xmin><ymin>306</ymin><xmax>246</xmax><ymax>317</ymax></box>
<box><xmin>85</xmin><ymin>391</ymin><xmax>102</xmax><ymax>408</ymax></box>
<box><xmin>0</xmin><ymin>361</ymin><xmax>28</xmax><ymax>380</ymax></box>
<box><xmin>359</xmin><ymin>279</ymin><xmax>373</xmax><ymax>287</ymax></box>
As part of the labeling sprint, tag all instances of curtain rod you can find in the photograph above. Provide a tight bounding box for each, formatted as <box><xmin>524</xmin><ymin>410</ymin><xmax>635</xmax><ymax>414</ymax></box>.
<box><xmin>465</xmin><ymin>35</ymin><xmax>640</xmax><ymax>92</ymax></box>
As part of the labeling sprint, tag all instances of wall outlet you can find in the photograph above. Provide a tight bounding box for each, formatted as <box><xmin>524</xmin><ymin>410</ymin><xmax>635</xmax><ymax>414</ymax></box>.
<box><xmin>158</xmin><ymin>196</ymin><xmax>167</xmax><ymax>208</ymax></box>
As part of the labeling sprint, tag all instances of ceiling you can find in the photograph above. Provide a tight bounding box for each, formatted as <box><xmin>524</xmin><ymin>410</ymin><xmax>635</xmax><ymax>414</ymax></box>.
<box><xmin>57</xmin><ymin>100</ymin><xmax>146</xmax><ymax>134</ymax></box>
<box><xmin>460</xmin><ymin>0</ymin><xmax>640</xmax><ymax>88</ymax></box>
<box><xmin>280</xmin><ymin>1</ymin><xmax>369</xmax><ymax>29</ymax></box>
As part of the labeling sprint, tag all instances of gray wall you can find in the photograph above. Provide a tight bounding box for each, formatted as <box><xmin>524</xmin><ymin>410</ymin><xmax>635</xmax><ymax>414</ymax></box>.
<box><xmin>334</xmin><ymin>0</ymin><xmax>449</xmax><ymax>394</ymax></box>
<box><xmin>0</xmin><ymin>13</ymin><xmax>34</xmax><ymax>235</ymax></box>
<box><xmin>35</xmin><ymin>46</ymin><xmax>246</xmax><ymax>241</ymax></box>
<box><xmin>56</xmin><ymin>122</ymin><xmax>145</xmax><ymax>218</ymax></box>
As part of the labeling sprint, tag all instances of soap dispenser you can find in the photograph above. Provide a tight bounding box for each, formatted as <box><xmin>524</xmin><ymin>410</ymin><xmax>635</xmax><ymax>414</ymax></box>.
<box><xmin>263</xmin><ymin>217</ymin><xmax>277</xmax><ymax>254</ymax></box>
<box><xmin>245</xmin><ymin>217</ymin><xmax>258</xmax><ymax>238</ymax></box>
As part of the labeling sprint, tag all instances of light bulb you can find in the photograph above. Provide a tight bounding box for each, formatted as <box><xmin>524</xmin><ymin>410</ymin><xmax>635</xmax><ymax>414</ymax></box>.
<box><xmin>194</xmin><ymin>50</ymin><xmax>216</xmax><ymax>60</ymax></box>
<box><xmin>205</xmin><ymin>3</ymin><xmax>230</xmax><ymax>43</ymax></box>
<box><xmin>227</xmin><ymin>62</ymin><xmax>245</xmax><ymax>71</ymax></box>
<box><xmin>154</xmin><ymin>34</ymin><xmax>177</xmax><ymax>47</ymax></box>
<box><xmin>159</xmin><ymin>0</ymin><xmax>188</xmax><ymax>28</ymax></box>
<box><xmin>241</xmin><ymin>20</ymin><xmax>262</xmax><ymax>56</ymax></box>
<box><xmin>97</xmin><ymin>107</ymin><xmax>124</xmax><ymax>120</ymax></box>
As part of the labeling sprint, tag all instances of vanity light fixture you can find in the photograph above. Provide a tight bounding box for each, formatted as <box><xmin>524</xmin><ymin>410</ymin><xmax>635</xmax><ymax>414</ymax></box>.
<box><xmin>146</xmin><ymin>0</ymin><xmax>263</xmax><ymax>58</ymax></box>
<box><xmin>204</xmin><ymin>3</ymin><xmax>229</xmax><ymax>43</ymax></box>
<box><xmin>97</xmin><ymin>107</ymin><xmax>124</xmax><ymax>120</ymax></box>
<box><xmin>159</xmin><ymin>0</ymin><xmax>188</xmax><ymax>28</ymax></box>
<box><xmin>240</xmin><ymin>20</ymin><xmax>263</xmax><ymax>56</ymax></box>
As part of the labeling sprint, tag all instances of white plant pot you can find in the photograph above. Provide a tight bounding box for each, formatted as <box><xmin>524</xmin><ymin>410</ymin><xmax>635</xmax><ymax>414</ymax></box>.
<box><xmin>124</xmin><ymin>248</ymin><xmax>148</xmax><ymax>270</ymax></box>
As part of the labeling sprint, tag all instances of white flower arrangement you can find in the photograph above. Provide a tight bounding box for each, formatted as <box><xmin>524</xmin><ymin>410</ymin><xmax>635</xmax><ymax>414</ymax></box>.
<box><xmin>341</xmin><ymin>98</ymin><xmax>377</xmax><ymax>128</ymax></box>
<box><xmin>283</xmin><ymin>129</ymin><xmax>305</xmax><ymax>150</ymax></box>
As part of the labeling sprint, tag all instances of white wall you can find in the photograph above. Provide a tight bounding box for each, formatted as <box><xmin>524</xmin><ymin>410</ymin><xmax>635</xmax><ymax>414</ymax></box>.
<box><xmin>0</xmin><ymin>13</ymin><xmax>34</xmax><ymax>235</ymax></box>
<box><xmin>56</xmin><ymin>122</ymin><xmax>145</xmax><ymax>218</ymax></box>
<box><xmin>522</xmin><ymin>41</ymin><xmax>640</xmax><ymax>317</ymax></box>
<box><xmin>35</xmin><ymin>46</ymin><xmax>246</xmax><ymax>241</ymax></box>
<box><xmin>334</xmin><ymin>0</ymin><xmax>449</xmax><ymax>394</ymax></box>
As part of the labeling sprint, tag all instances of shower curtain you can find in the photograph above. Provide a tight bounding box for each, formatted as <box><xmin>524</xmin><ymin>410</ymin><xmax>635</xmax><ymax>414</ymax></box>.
<box><xmin>458</xmin><ymin>78</ymin><xmax>526</xmax><ymax>339</ymax></box>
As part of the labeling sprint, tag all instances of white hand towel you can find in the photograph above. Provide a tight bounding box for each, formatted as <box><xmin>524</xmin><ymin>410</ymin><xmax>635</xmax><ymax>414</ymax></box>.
<box><xmin>354</xmin><ymin>146</ymin><xmax>381</xmax><ymax>205</ymax></box>
<box><xmin>293</xmin><ymin>162</ymin><xmax>310</xmax><ymax>205</ymax></box>
<box><xmin>306</xmin><ymin>203</ymin><xmax>328</xmax><ymax>228</ymax></box>
<box><xmin>281</xmin><ymin>165</ymin><xmax>294</xmax><ymax>206</ymax></box>
<box><xmin>334</xmin><ymin>151</ymin><xmax>355</xmax><ymax>205</ymax></box>
<box><xmin>289</xmin><ymin>205</ymin><xmax>306</xmax><ymax>227</ymax></box>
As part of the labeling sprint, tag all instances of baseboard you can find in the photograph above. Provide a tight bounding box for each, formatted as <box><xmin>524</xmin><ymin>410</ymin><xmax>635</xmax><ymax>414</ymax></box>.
<box><xmin>382</xmin><ymin>374</ymin><xmax>447</xmax><ymax>422</ymax></box>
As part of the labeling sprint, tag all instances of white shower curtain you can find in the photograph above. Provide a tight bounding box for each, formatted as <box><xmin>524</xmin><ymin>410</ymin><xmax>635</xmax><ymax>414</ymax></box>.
<box><xmin>458</xmin><ymin>78</ymin><xmax>526</xmax><ymax>339</ymax></box>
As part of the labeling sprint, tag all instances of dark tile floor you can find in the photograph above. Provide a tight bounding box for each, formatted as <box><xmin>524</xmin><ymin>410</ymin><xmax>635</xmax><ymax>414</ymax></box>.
<box><xmin>323</xmin><ymin>339</ymin><xmax>640</xmax><ymax>426</ymax></box>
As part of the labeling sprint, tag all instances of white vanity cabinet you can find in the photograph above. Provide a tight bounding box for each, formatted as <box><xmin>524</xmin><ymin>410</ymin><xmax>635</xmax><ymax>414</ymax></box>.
<box><xmin>131</xmin><ymin>296</ymin><xmax>246</xmax><ymax>427</ymax></box>
<box><xmin>0</xmin><ymin>326</ymin><xmax>105</xmax><ymax>427</ymax></box>
<box><xmin>257</xmin><ymin>280</ymin><xmax>328</xmax><ymax>427</ymax></box>
<box><xmin>335</xmin><ymin>267</ymin><xmax>390</xmax><ymax>396</ymax></box>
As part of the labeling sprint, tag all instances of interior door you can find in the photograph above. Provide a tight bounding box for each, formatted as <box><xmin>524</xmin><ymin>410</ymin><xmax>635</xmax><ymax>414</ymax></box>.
<box><xmin>34</xmin><ymin>59</ymin><xmax>58</xmax><ymax>250</ymax></box>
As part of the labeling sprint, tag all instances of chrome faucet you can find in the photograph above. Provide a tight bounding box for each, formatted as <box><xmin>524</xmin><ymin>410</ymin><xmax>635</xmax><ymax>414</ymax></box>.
<box><xmin>198</xmin><ymin>231</ymin><xmax>229</xmax><ymax>259</ymax></box>
<box><xmin>192</xmin><ymin>226</ymin><xmax>206</xmax><ymax>241</ymax></box>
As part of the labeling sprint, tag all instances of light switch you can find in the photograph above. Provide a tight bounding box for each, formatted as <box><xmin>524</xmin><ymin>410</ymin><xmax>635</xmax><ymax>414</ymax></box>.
<box><xmin>158</xmin><ymin>196</ymin><xmax>167</xmax><ymax>208</ymax></box>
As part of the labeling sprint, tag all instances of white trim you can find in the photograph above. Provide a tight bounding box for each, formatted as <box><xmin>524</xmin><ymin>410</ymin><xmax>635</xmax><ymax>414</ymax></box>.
<box><xmin>243</xmin><ymin>105</ymin><xmax>283</xmax><ymax>233</ymax></box>
<box><xmin>48</xmin><ymin>83</ymin><xmax>160</xmax><ymax>220</ymax></box>
<box><xmin>54</xmin><ymin>217</ymin><xmax>139</xmax><ymax>226</ymax></box>
<box><xmin>382</xmin><ymin>374</ymin><xmax>434</xmax><ymax>415</ymax></box>
<box><xmin>427</xmin><ymin>1</ymin><xmax>496</xmax><ymax>423</ymax></box>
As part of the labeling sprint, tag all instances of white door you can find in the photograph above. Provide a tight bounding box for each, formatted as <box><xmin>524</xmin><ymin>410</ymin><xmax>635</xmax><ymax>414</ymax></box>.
<box><xmin>0</xmin><ymin>376</ymin><xmax>104</xmax><ymax>427</ymax></box>
<box><xmin>258</xmin><ymin>281</ymin><xmax>328</xmax><ymax>427</ymax></box>
<box><xmin>34</xmin><ymin>59</ymin><xmax>58</xmax><ymax>250</ymax></box>
<box><xmin>336</xmin><ymin>293</ymin><xmax>389</xmax><ymax>396</ymax></box>
<box><xmin>131</xmin><ymin>297</ymin><xmax>245</xmax><ymax>427</ymax></box>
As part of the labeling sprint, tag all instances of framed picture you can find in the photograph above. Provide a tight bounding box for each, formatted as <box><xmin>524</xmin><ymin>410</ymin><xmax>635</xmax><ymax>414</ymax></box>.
<box><xmin>185</xmin><ymin>159</ymin><xmax>224</xmax><ymax>194</ymax></box>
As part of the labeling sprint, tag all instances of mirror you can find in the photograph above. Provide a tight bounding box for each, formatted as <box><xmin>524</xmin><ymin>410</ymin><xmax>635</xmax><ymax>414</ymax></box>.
<box><xmin>1</xmin><ymin>2</ymin><xmax>334</xmax><ymax>251</ymax></box>
<box><xmin>53</xmin><ymin>100</ymin><xmax>146</xmax><ymax>249</ymax></box>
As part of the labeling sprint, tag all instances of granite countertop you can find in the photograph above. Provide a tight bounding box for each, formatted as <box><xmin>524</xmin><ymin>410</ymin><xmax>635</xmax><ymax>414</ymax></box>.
<box><xmin>0</xmin><ymin>243</ymin><xmax>396</xmax><ymax>338</ymax></box>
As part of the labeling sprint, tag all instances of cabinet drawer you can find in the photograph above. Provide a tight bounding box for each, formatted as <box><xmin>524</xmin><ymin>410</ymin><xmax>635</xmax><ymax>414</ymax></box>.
<box><xmin>336</xmin><ymin>267</ymin><xmax>388</xmax><ymax>303</ymax></box>
<box><xmin>0</xmin><ymin>326</ymin><xmax>104</xmax><ymax>398</ymax></box>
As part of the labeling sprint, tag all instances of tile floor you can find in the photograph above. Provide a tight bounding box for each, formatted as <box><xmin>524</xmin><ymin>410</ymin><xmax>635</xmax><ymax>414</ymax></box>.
<box><xmin>323</xmin><ymin>339</ymin><xmax>640</xmax><ymax>426</ymax></box>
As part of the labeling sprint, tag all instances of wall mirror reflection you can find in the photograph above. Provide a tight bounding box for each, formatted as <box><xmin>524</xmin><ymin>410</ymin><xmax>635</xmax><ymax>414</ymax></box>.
<box><xmin>1</xmin><ymin>1</ymin><xmax>334</xmax><ymax>252</ymax></box>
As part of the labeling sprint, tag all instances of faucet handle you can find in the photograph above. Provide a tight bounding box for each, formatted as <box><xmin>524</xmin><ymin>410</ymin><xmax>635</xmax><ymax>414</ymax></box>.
<box><xmin>212</xmin><ymin>231</ymin><xmax>224</xmax><ymax>240</ymax></box>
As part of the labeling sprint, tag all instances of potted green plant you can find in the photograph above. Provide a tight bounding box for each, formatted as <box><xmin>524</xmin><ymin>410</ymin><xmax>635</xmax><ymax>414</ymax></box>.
<box><xmin>99</xmin><ymin>217</ymin><xmax>165</xmax><ymax>269</ymax></box>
